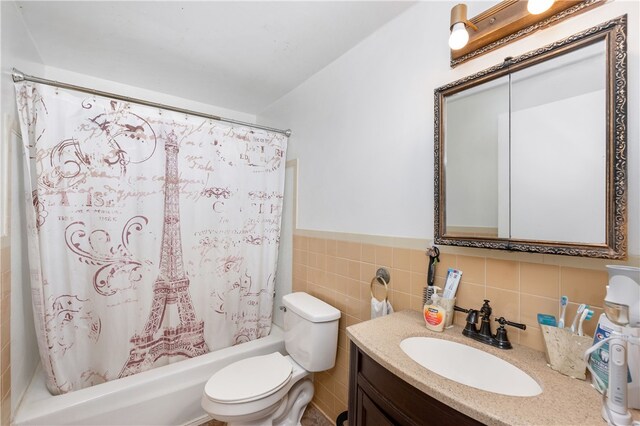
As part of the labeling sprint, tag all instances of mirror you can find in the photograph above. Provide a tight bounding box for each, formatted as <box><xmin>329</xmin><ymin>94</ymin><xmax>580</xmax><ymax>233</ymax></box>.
<box><xmin>434</xmin><ymin>16</ymin><xmax>627</xmax><ymax>259</ymax></box>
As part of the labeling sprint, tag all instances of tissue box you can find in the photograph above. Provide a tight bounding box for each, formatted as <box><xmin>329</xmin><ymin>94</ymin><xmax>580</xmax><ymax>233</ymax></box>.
<box><xmin>540</xmin><ymin>325</ymin><xmax>592</xmax><ymax>380</ymax></box>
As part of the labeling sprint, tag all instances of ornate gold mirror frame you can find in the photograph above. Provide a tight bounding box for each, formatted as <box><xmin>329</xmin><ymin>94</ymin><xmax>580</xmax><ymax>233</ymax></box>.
<box><xmin>434</xmin><ymin>16</ymin><xmax>628</xmax><ymax>259</ymax></box>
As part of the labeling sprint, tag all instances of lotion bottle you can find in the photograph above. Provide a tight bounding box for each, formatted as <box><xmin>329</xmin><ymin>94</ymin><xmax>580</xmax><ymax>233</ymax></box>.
<box><xmin>424</xmin><ymin>292</ymin><xmax>446</xmax><ymax>332</ymax></box>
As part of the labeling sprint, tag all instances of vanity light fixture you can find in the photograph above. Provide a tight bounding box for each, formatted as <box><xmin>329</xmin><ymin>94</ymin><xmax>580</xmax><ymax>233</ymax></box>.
<box><xmin>449</xmin><ymin>4</ymin><xmax>478</xmax><ymax>50</ymax></box>
<box><xmin>449</xmin><ymin>0</ymin><xmax>606</xmax><ymax>67</ymax></box>
<box><xmin>527</xmin><ymin>0</ymin><xmax>555</xmax><ymax>14</ymax></box>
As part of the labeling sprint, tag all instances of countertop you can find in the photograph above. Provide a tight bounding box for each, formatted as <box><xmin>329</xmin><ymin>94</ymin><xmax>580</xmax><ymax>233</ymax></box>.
<box><xmin>346</xmin><ymin>310</ymin><xmax>640</xmax><ymax>426</ymax></box>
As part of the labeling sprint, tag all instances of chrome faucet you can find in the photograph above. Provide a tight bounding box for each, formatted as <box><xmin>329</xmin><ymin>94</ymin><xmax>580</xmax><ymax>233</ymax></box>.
<box><xmin>454</xmin><ymin>300</ymin><xmax>526</xmax><ymax>349</ymax></box>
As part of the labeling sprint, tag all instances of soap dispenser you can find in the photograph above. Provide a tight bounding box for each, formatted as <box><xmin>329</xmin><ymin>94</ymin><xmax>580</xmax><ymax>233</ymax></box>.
<box><xmin>424</xmin><ymin>289</ymin><xmax>446</xmax><ymax>332</ymax></box>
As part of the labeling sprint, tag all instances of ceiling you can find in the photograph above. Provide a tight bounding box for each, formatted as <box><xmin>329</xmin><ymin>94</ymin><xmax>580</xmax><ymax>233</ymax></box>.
<box><xmin>16</xmin><ymin>1</ymin><xmax>416</xmax><ymax>114</ymax></box>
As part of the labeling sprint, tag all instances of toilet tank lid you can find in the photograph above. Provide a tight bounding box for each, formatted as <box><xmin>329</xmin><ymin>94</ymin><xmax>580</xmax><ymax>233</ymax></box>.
<box><xmin>283</xmin><ymin>292</ymin><xmax>341</xmax><ymax>322</ymax></box>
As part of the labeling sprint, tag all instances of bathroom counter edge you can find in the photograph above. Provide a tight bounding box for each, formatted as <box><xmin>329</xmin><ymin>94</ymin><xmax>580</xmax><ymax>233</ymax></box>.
<box><xmin>346</xmin><ymin>310</ymin><xmax>640</xmax><ymax>426</ymax></box>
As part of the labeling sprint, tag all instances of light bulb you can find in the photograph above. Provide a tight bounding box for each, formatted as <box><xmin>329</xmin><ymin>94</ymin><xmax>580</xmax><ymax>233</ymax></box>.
<box><xmin>449</xmin><ymin>22</ymin><xmax>469</xmax><ymax>50</ymax></box>
<box><xmin>527</xmin><ymin>0</ymin><xmax>554</xmax><ymax>14</ymax></box>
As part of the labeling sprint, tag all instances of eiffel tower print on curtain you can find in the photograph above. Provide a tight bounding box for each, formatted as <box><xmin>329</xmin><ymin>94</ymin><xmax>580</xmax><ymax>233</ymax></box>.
<box><xmin>119</xmin><ymin>131</ymin><xmax>208</xmax><ymax>378</ymax></box>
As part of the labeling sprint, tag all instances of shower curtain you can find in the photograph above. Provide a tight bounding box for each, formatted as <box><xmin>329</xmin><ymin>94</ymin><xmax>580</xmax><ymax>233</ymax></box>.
<box><xmin>15</xmin><ymin>81</ymin><xmax>288</xmax><ymax>394</ymax></box>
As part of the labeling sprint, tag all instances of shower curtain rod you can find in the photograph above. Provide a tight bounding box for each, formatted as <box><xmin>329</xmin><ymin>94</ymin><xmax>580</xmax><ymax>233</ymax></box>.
<box><xmin>11</xmin><ymin>68</ymin><xmax>292</xmax><ymax>137</ymax></box>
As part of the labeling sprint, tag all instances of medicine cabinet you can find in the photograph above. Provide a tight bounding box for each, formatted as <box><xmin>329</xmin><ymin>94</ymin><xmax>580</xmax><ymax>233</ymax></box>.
<box><xmin>434</xmin><ymin>16</ymin><xmax>627</xmax><ymax>259</ymax></box>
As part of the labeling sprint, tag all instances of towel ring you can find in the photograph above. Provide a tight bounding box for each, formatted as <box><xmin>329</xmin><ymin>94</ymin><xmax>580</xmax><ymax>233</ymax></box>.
<box><xmin>370</xmin><ymin>275</ymin><xmax>389</xmax><ymax>302</ymax></box>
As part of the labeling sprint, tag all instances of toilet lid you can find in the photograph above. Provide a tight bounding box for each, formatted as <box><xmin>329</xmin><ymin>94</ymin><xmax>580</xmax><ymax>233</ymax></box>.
<box><xmin>204</xmin><ymin>352</ymin><xmax>292</xmax><ymax>403</ymax></box>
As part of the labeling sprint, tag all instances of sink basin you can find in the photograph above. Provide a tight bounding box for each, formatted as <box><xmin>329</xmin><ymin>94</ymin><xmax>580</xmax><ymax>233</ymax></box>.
<box><xmin>400</xmin><ymin>337</ymin><xmax>542</xmax><ymax>397</ymax></box>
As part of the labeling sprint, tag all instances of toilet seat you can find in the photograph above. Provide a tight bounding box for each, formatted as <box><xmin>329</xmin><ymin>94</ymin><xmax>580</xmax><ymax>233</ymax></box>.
<box><xmin>204</xmin><ymin>352</ymin><xmax>293</xmax><ymax>404</ymax></box>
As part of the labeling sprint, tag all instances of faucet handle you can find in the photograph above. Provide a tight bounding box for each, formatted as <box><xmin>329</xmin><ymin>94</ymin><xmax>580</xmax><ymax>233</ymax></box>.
<box><xmin>454</xmin><ymin>305</ymin><xmax>478</xmax><ymax>326</ymax></box>
<box><xmin>495</xmin><ymin>316</ymin><xmax>526</xmax><ymax>330</ymax></box>
<box><xmin>493</xmin><ymin>317</ymin><xmax>525</xmax><ymax>349</ymax></box>
<box><xmin>454</xmin><ymin>305</ymin><xmax>479</xmax><ymax>336</ymax></box>
<box><xmin>454</xmin><ymin>306</ymin><xmax>478</xmax><ymax>322</ymax></box>
<box><xmin>480</xmin><ymin>300</ymin><xmax>492</xmax><ymax>319</ymax></box>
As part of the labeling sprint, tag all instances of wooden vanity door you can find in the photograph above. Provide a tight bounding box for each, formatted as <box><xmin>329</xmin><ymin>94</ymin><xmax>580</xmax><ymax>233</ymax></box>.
<box><xmin>356</xmin><ymin>389</ymin><xmax>395</xmax><ymax>426</ymax></box>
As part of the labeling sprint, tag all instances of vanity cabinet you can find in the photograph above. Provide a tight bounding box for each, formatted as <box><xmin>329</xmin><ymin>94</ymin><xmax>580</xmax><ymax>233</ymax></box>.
<box><xmin>348</xmin><ymin>341</ymin><xmax>483</xmax><ymax>426</ymax></box>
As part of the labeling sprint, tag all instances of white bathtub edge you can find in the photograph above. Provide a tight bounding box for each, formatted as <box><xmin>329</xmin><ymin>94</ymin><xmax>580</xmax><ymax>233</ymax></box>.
<box><xmin>14</xmin><ymin>325</ymin><xmax>285</xmax><ymax>426</ymax></box>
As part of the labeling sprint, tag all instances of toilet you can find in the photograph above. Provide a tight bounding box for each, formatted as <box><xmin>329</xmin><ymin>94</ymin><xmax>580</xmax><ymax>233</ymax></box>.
<box><xmin>201</xmin><ymin>292</ymin><xmax>341</xmax><ymax>425</ymax></box>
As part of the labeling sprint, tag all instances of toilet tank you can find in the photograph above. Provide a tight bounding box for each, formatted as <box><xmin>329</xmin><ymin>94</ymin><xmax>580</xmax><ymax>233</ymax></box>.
<box><xmin>282</xmin><ymin>292</ymin><xmax>341</xmax><ymax>372</ymax></box>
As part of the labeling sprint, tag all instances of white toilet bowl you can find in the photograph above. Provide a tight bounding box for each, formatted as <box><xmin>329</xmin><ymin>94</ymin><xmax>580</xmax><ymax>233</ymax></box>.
<box><xmin>201</xmin><ymin>293</ymin><xmax>340</xmax><ymax>426</ymax></box>
<box><xmin>201</xmin><ymin>353</ymin><xmax>313</xmax><ymax>426</ymax></box>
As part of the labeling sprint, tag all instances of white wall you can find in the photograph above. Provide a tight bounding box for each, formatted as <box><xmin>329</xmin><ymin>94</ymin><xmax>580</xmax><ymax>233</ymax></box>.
<box><xmin>258</xmin><ymin>0</ymin><xmax>640</xmax><ymax>257</ymax></box>
<box><xmin>41</xmin><ymin>66</ymin><xmax>257</xmax><ymax>125</ymax></box>
<box><xmin>0</xmin><ymin>2</ymin><xmax>43</xmax><ymax>138</ymax></box>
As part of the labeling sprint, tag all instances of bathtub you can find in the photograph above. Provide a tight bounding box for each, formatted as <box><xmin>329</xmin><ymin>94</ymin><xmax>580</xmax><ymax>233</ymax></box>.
<box><xmin>14</xmin><ymin>325</ymin><xmax>285</xmax><ymax>426</ymax></box>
